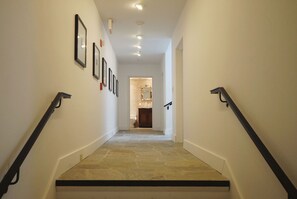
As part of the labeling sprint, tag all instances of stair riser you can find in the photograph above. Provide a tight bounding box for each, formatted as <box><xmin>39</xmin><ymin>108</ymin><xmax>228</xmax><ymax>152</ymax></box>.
<box><xmin>57</xmin><ymin>187</ymin><xmax>230</xmax><ymax>199</ymax></box>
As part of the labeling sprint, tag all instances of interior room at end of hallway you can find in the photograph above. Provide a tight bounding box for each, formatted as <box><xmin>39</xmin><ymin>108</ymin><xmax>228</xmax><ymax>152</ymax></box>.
<box><xmin>130</xmin><ymin>77</ymin><xmax>153</xmax><ymax>129</ymax></box>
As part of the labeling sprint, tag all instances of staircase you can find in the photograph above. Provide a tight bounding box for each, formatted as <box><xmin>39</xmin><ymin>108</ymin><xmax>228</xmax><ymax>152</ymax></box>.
<box><xmin>55</xmin><ymin>131</ymin><xmax>230</xmax><ymax>199</ymax></box>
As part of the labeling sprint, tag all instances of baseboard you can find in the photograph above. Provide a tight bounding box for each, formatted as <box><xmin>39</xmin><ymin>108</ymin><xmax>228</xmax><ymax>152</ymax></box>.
<box><xmin>184</xmin><ymin>140</ymin><xmax>225</xmax><ymax>173</ymax></box>
<box><xmin>119</xmin><ymin>127</ymin><xmax>130</xmax><ymax>131</ymax></box>
<box><xmin>152</xmin><ymin>127</ymin><xmax>162</xmax><ymax>132</ymax></box>
<box><xmin>183</xmin><ymin>140</ymin><xmax>243</xmax><ymax>199</ymax></box>
<box><xmin>164</xmin><ymin>128</ymin><xmax>173</xmax><ymax>136</ymax></box>
<box><xmin>172</xmin><ymin>133</ymin><xmax>180</xmax><ymax>143</ymax></box>
<box><xmin>221</xmin><ymin>161</ymin><xmax>243</xmax><ymax>199</ymax></box>
<box><xmin>42</xmin><ymin>128</ymin><xmax>117</xmax><ymax>199</ymax></box>
<box><xmin>173</xmin><ymin>133</ymin><xmax>183</xmax><ymax>143</ymax></box>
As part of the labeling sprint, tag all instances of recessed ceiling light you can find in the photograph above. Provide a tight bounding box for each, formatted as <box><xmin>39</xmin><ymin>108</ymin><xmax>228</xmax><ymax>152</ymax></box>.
<box><xmin>135</xmin><ymin>3</ymin><xmax>143</xmax><ymax>11</ymax></box>
<box><xmin>108</xmin><ymin>18</ymin><xmax>113</xmax><ymax>34</ymax></box>
<box><xmin>136</xmin><ymin>35</ymin><xmax>143</xmax><ymax>40</ymax></box>
<box><xmin>135</xmin><ymin>51</ymin><xmax>142</xmax><ymax>56</ymax></box>
<box><xmin>135</xmin><ymin>45</ymin><xmax>142</xmax><ymax>49</ymax></box>
<box><xmin>136</xmin><ymin>21</ymin><xmax>144</xmax><ymax>26</ymax></box>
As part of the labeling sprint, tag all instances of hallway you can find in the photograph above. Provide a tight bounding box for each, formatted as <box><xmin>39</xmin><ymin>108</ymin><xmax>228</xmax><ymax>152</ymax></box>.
<box><xmin>58</xmin><ymin>130</ymin><xmax>227</xmax><ymax>182</ymax></box>
<box><xmin>1</xmin><ymin>0</ymin><xmax>296</xmax><ymax>198</ymax></box>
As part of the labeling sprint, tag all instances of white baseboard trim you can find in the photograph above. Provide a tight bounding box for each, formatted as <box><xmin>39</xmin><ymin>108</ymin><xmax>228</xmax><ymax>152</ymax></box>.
<box><xmin>183</xmin><ymin>139</ymin><xmax>243</xmax><ymax>199</ymax></box>
<box><xmin>172</xmin><ymin>133</ymin><xmax>182</xmax><ymax>143</ymax></box>
<box><xmin>184</xmin><ymin>140</ymin><xmax>225</xmax><ymax>173</ymax></box>
<box><xmin>221</xmin><ymin>161</ymin><xmax>244</xmax><ymax>199</ymax></box>
<box><xmin>152</xmin><ymin>127</ymin><xmax>162</xmax><ymax>132</ymax></box>
<box><xmin>173</xmin><ymin>133</ymin><xmax>183</xmax><ymax>143</ymax></box>
<box><xmin>171</xmin><ymin>133</ymin><xmax>176</xmax><ymax>142</ymax></box>
<box><xmin>42</xmin><ymin>129</ymin><xmax>117</xmax><ymax>199</ymax></box>
<box><xmin>164</xmin><ymin>128</ymin><xmax>173</xmax><ymax>136</ymax></box>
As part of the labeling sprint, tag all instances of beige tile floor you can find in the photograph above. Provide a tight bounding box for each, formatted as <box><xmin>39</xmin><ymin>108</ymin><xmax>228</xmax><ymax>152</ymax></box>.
<box><xmin>59</xmin><ymin>130</ymin><xmax>227</xmax><ymax>181</ymax></box>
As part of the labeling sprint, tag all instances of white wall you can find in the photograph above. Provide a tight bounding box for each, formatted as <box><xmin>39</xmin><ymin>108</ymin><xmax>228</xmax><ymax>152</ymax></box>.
<box><xmin>172</xmin><ymin>0</ymin><xmax>297</xmax><ymax>199</ymax></box>
<box><xmin>174</xmin><ymin>43</ymin><xmax>184</xmax><ymax>143</ymax></box>
<box><xmin>0</xmin><ymin>0</ymin><xmax>118</xmax><ymax>198</ymax></box>
<box><xmin>162</xmin><ymin>43</ymin><xmax>173</xmax><ymax>136</ymax></box>
<box><xmin>172</xmin><ymin>9</ymin><xmax>186</xmax><ymax>143</ymax></box>
<box><xmin>118</xmin><ymin>64</ymin><xmax>163</xmax><ymax>131</ymax></box>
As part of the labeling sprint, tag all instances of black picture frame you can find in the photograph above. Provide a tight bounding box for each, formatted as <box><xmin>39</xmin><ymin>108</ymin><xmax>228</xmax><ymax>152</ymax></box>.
<box><xmin>116</xmin><ymin>80</ymin><xmax>119</xmax><ymax>97</ymax></box>
<box><xmin>102</xmin><ymin>58</ymin><xmax>107</xmax><ymax>87</ymax></box>
<box><xmin>74</xmin><ymin>14</ymin><xmax>87</xmax><ymax>68</ymax></box>
<box><xmin>92</xmin><ymin>43</ymin><xmax>100</xmax><ymax>80</ymax></box>
<box><xmin>108</xmin><ymin>68</ymin><xmax>113</xmax><ymax>92</ymax></box>
<box><xmin>113</xmin><ymin>75</ymin><xmax>116</xmax><ymax>94</ymax></box>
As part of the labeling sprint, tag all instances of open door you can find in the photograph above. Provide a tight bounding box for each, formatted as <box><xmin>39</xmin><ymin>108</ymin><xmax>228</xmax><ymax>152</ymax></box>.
<box><xmin>129</xmin><ymin>77</ymin><xmax>153</xmax><ymax>129</ymax></box>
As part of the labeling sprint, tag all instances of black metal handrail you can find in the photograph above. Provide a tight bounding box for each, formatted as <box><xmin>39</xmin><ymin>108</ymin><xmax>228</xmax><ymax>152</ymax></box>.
<box><xmin>211</xmin><ymin>87</ymin><xmax>296</xmax><ymax>199</ymax></box>
<box><xmin>0</xmin><ymin>92</ymin><xmax>71</xmax><ymax>198</ymax></box>
<box><xmin>164</xmin><ymin>101</ymin><xmax>173</xmax><ymax>110</ymax></box>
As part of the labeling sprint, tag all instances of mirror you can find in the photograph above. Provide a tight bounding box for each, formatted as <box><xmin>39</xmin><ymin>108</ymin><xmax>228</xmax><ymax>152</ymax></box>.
<box><xmin>141</xmin><ymin>86</ymin><xmax>152</xmax><ymax>101</ymax></box>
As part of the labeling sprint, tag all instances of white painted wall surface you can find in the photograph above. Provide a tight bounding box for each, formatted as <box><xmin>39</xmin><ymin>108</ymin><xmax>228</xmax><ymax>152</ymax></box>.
<box><xmin>172</xmin><ymin>9</ymin><xmax>186</xmax><ymax>143</ymax></box>
<box><xmin>162</xmin><ymin>43</ymin><xmax>173</xmax><ymax>136</ymax></box>
<box><xmin>174</xmin><ymin>45</ymin><xmax>184</xmax><ymax>143</ymax></box>
<box><xmin>0</xmin><ymin>0</ymin><xmax>118</xmax><ymax>198</ymax></box>
<box><xmin>118</xmin><ymin>64</ymin><xmax>163</xmax><ymax>131</ymax></box>
<box><xmin>172</xmin><ymin>0</ymin><xmax>297</xmax><ymax>199</ymax></box>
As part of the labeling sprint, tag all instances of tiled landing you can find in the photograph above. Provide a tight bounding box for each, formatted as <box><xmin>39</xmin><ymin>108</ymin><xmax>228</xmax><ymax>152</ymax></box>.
<box><xmin>56</xmin><ymin>130</ymin><xmax>229</xmax><ymax>188</ymax></box>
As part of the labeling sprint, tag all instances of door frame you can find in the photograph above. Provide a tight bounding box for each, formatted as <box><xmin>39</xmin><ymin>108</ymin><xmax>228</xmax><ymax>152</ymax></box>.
<box><xmin>128</xmin><ymin>76</ymin><xmax>153</xmax><ymax>129</ymax></box>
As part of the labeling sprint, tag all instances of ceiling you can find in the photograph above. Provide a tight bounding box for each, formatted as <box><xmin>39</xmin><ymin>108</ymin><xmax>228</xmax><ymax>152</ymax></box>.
<box><xmin>94</xmin><ymin>0</ymin><xmax>187</xmax><ymax>65</ymax></box>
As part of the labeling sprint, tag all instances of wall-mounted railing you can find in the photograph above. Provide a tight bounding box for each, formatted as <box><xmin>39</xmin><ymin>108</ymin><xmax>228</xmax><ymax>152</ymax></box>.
<box><xmin>211</xmin><ymin>87</ymin><xmax>296</xmax><ymax>199</ymax></box>
<box><xmin>164</xmin><ymin>101</ymin><xmax>173</xmax><ymax>110</ymax></box>
<box><xmin>0</xmin><ymin>92</ymin><xmax>71</xmax><ymax>198</ymax></box>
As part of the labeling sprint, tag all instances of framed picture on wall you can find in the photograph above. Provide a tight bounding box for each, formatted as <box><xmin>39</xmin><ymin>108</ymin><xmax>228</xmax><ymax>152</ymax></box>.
<box><xmin>108</xmin><ymin>68</ymin><xmax>113</xmax><ymax>92</ymax></box>
<box><xmin>92</xmin><ymin>43</ymin><xmax>100</xmax><ymax>80</ymax></box>
<box><xmin>102</xmin><ymin>58</ymin><xmax>107</xmax><ymax>86</ymax></box>
<box><xmin>116</xmin><ymin>79</ymin><xmax>119</xmax><ymax>97</ymax></box>
<box><xmin>113</xmin><ymin>75</ymin><xmax>116</xmax><ymax>94</ymax></box>
<box><xmin>74</xmin><ymin>14</ymin><xmax>87</xmax><ymax>68</ymax></box>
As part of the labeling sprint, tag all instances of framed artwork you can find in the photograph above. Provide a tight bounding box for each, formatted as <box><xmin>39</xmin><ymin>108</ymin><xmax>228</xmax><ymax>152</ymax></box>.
<box><xmin>116</xmin><ymin>80</ymin><xmax>119</xmax><ymax>97</ymax></box>
<box><xmin>108</xmin><ymin>68</ymin><xmax>113</xmax><ymax>92</ymax></box>
<box><xmin>113</xmin><ymin>75</ymin><xmax>116</xmax><ymax>94</ymax></box>
<box><xmin>92</xmin><ymin>43</ymin><xmax>100</xmax><ymax>80</ymax></box>
<box><xmin>102</xmin><ymin>58</ymin><xmax>107</xmax><ymax>86</ymax></box>
<box><xmin>74</xmin><ymin>14</ymin><xmax>87</xmax><ymax>67</ymax></box>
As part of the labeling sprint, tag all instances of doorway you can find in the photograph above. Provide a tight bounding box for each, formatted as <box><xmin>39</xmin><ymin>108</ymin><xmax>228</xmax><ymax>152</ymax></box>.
<box><xmin>129</xmin><ymin>77</ymin><xmax>153</xmax><ymax>129</ymax></box>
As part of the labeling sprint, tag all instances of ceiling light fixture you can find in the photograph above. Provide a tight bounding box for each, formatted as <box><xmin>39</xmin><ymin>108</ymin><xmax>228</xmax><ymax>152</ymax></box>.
<box><xmin>136</xmin><ymin>35</ymin><xmax>143</xmax><ymax>40</ymax></box>
<box><xmin>135</xmin><ymin>3</ymin><xmax>143</xmax><ymax>11</ymax></box>
<box><xmin>108</xmin><ymin>18</ymin><xmax>113</xmax><ymax>34</ymax></box>
<box><xmin>135</xmin><ymin>51</ymin><xmax>142</xmax><ymax>57</ymax></box>
<box><xmin>136</xmin><ymin>21</ymin><xmax>144</xmax><ymax>26</ymax></box>
<box><xmin>135</xmin><ymin>45</ymin><xmax>142</xmax><ymax>49</ymax></box>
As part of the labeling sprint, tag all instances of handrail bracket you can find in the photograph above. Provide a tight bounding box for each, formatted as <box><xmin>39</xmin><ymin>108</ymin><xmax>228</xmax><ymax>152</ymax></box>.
<box><xmin>164</xmin><ymin>101</ymin><xmax>173</xmax><ymax>110</ymax></box>
<box><xmin>55</xmin><ymin>98</ymin><xmax>62</xmax><ymax>108</ymax></box>
<box><xmin>219</xmin><ymin>92</ymin><xmax>229</xmax><ymax>107</ymax></box>
<box><xmin>9</xmin><ymin>169</ymin><xmax>20</xmax><ymax>185</ymax></box>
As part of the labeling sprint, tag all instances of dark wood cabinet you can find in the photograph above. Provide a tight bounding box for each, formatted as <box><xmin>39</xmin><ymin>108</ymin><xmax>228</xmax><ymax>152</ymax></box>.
<box><xmin>138</xmin><ymin>108</ymin><xmax>152</xmax><ymax>128</ymax></box>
